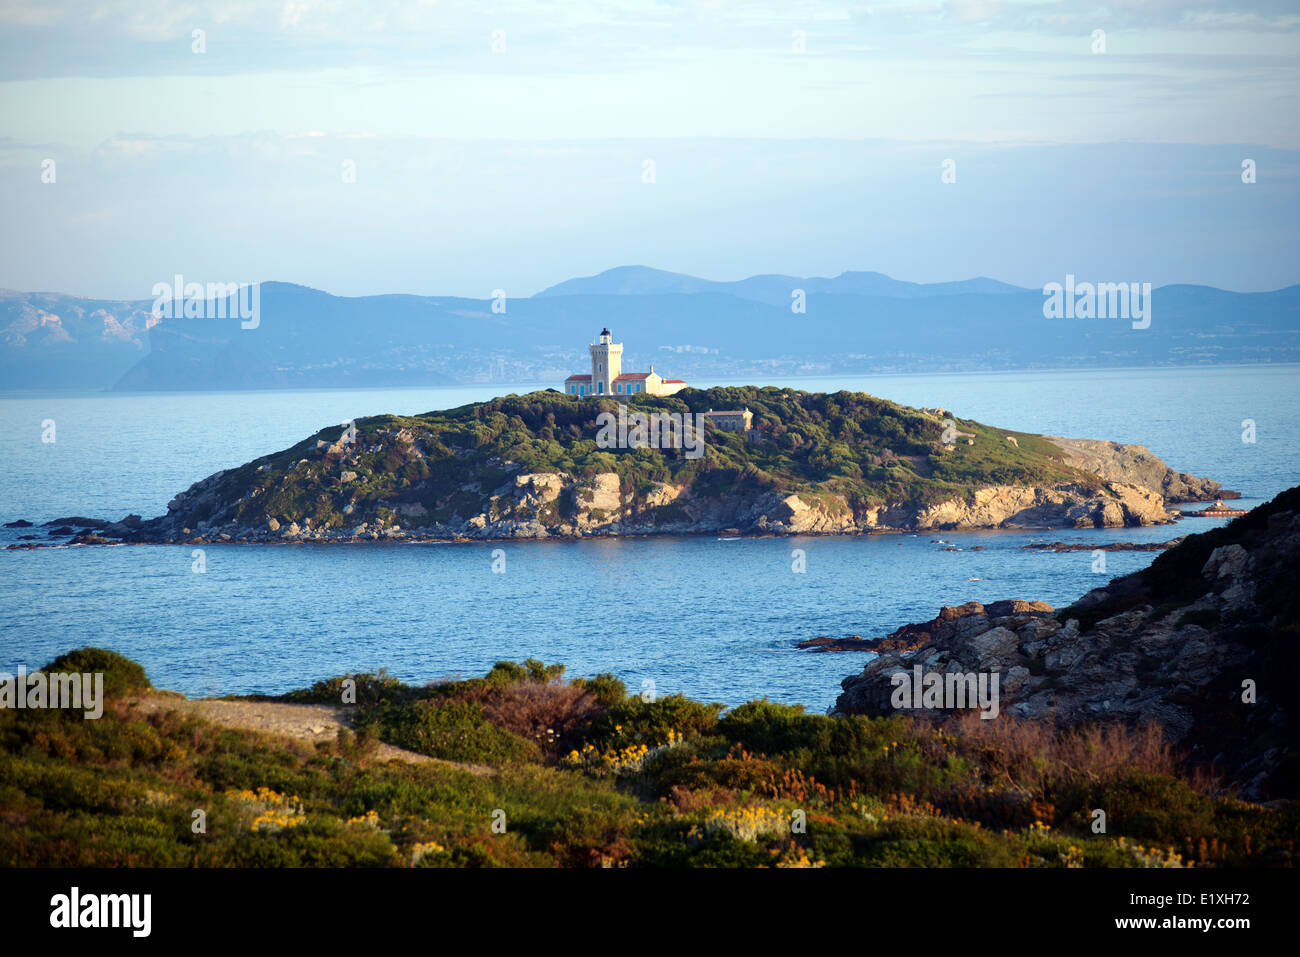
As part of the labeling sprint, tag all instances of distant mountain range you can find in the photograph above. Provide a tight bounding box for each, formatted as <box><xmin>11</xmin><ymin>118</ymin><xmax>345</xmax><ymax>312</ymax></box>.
<box><xmin>535</xmin><ymin>266</ymin><xmax>1030</xmax><ymax>303</ymax></box>
<box><xmin>2</xmin><ymin>266</ymin><xmax>1297</xmax><ymax>391</ymax></box>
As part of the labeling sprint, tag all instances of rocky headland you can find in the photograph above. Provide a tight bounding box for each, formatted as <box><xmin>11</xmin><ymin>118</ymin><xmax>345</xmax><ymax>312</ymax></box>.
<box><xmin>1045</xmin><ymin>436</ymin><xmax>1238</xmax><ymax>503</ymax></box>
<box><xmin>832</xmin><ymin>486</ymin><xmax>1300</xmax><ymax>799</ymax></box>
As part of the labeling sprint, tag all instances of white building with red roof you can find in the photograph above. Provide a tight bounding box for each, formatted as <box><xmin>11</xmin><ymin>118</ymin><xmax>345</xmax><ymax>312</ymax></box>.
<box><xmin>563</xmin><ymin>328</ymin><xmax>688</xmax><ymax>397</ymax></box>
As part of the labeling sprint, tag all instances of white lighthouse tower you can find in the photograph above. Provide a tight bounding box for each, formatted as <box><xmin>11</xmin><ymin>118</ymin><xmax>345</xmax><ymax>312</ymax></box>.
<box><xmin>588</xmin><ymin>327</ymin><xmax>622</xmax><ymax>396</ymax></box>
<box><xmin>564</xmin><ymin>328</ymin><xmax>686</xmax><ymax>397</ymax></box>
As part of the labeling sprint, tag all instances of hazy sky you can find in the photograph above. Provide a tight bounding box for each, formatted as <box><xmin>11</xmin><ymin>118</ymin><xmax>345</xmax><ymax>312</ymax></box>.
<box><xmin>1</xmin><ymin>0</ymin><xmax>1297</xmax><ymax>297</ymax></box>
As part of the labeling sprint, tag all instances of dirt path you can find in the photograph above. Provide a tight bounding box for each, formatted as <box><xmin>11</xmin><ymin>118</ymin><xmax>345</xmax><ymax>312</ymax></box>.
<box><xmin>130</xmin><ymin>694</ymin><xmax>492</xmax><ymax>774</ymax></box>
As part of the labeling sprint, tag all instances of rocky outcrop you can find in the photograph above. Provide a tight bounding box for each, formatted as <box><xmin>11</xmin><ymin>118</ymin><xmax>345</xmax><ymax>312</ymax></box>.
<box><xmin>868</xmin><ymin>481</ymin><xmax>1173</xmax><ymax>530</ymax></box>
<box><xmin>1023</xmin><ymin>539</ymin><xmax>1184</xmax><ymax>552</ymax></box>
<box><xmin>833</xmin><ymin>486</ymin><xmax>1300</xmax><ymax>799</ymax></box>
<box><xmin>1046</xmin><ymin>436</ymin><xmax>1238</xmax><ymax>503</ymax></box>
<box><xmin>99</xmin><ymin>474</ymin><xmax>1185</xmax><ymax>546</ymax></box>
<box><xmin>797</xmin><ymin>635</ymin><xmax>875</xmax><ymax>653</ymax></box>
<box><xmin>11</xmin><ymin>471</ymin><xmax>1199</xmax><ymax>547</ymax></box>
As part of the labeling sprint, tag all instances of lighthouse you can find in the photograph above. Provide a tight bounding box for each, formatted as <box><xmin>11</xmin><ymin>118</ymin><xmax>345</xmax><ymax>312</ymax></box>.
<box><xmin>588</xmin><ymin>327</ymin><xmax>622</xmax><ymax>396</ymax></box>
<box><xmin>563</xmin><ymin>329</ymin><xmax>687</xmax><ymax>397</ymax></box>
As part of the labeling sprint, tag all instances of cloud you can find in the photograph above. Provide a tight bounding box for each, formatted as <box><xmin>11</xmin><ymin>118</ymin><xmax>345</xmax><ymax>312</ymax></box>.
<box><xmin>1</xmin><ymin>1</ymin><xmax>1295</xmax><ymax>84</ymax></box>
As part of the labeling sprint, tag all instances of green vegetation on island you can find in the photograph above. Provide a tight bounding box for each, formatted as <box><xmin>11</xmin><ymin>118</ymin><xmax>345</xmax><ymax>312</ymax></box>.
<box><xmin>262</xmin><ymin>386</ymin><xmax>1084</xmax><ymax>516</ymax></box>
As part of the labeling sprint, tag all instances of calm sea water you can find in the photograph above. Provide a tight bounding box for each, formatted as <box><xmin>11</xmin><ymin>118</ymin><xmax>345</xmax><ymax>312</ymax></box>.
<box><xmin>1</xmin><ymin>365</ymin><xmax>1296</xmax><ymax>711</ymax></box>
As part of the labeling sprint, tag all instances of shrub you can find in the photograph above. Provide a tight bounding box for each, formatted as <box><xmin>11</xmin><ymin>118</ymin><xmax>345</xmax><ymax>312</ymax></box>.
<box><xmin>40</xmin><ymin>648</ymin><xmax>150</xmax><ymax>697</ymax></box>
<box><xmin>655</xmin><ymin>750</ymin><xmax>785</xmax><ymax>795</ymax></box>
<box><xmin>582</xmin><ymin>694</ymin><xmax>724</xmax><ymax>746</ymax></box>
<box><xmin>572</xmin><ymin>673</ymin><xmax>628</xmax><ymax>708</ymax></box>
<box><xmin>280</xmin><ymin>669</ymin><xmax>409</xmax><ymax>706</ymax></box>
<box><xmin>719</xmin><ymin>699</ymin><xmax>826</xmax><ymax>754</ymax></box>
<box><xmin>356</xmin><ymin>699</ymin><xmax>540</xmax><ymax>765</ymax></box>
<box><xmin>1096</xmin><ymin>771</ymin><xmax>1216</xmax><ymax>847</ymax></box>
<box><xmin>484</xmin><ymin>659</ymin><xmax>565</xmax><ymax>686</ymax></box>
<box><xmin>479</xmin><ymin>682</ymin><xmax>601</xmax><ymax>754</ymax></box>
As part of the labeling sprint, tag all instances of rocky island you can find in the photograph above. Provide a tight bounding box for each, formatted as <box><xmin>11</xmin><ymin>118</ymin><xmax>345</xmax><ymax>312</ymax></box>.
<box><xmin>17</xmin><ymin>387</ymin><xmax>1235</xmax><ymax>546</ymax></box>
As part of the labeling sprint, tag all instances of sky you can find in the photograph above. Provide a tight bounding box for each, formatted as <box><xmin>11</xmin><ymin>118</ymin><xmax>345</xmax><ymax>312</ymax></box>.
<box><xmin>0</xmin><ymin>0</ymin><xmax>1297</xmax><ymax>298</ymax></box>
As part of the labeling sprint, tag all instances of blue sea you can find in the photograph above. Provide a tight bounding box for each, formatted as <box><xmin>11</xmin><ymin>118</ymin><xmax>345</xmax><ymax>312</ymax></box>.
<box><xmin>1</xmin><ymin>365</ymin><xmax>1296</xmax><ymax>711</ymax></box>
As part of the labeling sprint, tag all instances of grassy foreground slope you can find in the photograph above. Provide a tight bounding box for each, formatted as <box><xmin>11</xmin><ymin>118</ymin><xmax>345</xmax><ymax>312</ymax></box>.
<box><xmin>3</xmin><ymin>649</ymin><xmax>1295</xmax><ymax>868</ymax></box>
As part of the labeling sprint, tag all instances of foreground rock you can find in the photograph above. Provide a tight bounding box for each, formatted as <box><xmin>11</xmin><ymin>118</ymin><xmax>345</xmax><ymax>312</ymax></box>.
<box><xmin>834</xmin><ymin>486</ymin><xmax>1300</xmax><ymax>799</ymax></box>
